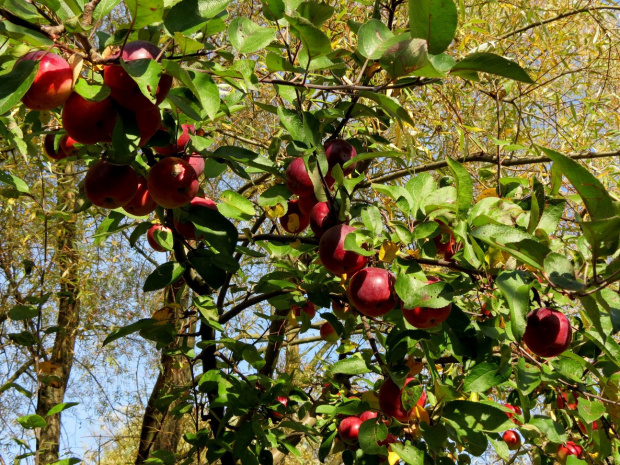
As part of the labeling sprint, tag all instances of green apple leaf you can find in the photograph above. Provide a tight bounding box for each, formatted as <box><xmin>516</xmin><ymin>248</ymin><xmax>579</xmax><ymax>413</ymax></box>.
<box><xmin>228</xmin><ymin>17</ymin><xmax>276</xmax><ymax>54</ymax></box>
<box><xmin>0</xmin><ymin>59</ymin><xmax>39</xmax><ymax>115</ymax></box>
<box><xmin>451</xmin><ymin>52</ymin><xmax>534</xmax><ymax>83</ymax></box>
<box><xmin>409</xmin><ymin>0</ymin><xmax>458</xmax><ymax>54</ymax></box>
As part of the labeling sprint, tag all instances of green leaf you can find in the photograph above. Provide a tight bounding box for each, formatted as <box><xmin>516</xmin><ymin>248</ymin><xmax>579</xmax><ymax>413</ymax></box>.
<box><xmin>329</xmin><ymin>357</ymin><xmax>371</xmax><ymax>375</ymax></box>
<box><xmin>318</xmin><ymin>429</ymin><xmax>337</xmax><ymax>463</ymax></box>
<box><xmin>143</xmin><ymin>262</ymin><xmax>185</xmax><ymax>292</ymax></box>
<box><xmin>188</xmin><ymin>250</ymin><xmax>228</xmax><ymax>289</ymax></box>
<box><xmin>120</xmin><ymin>58</ymin><xmax>162</xmax><ymax>104</ymax></box>
<box><xmin>262</xmin><ymin>0</ymin><xmax>285</xmax><ymax>21</ymax></box>
<box><xmin>0</xmin><ymin>21</ymin><xmax>54</xmax><ymax>46</ymax></box>
<box><xmin>359</xmin><ymin>419</ymin><xmax>388</xmax><ymax>455</ymax></box>
<box><xmin>443</xmin><ymin>400</ymin><xmax>514</xmax><ymax>432</ymax></box>
<box><xmin>258</xmin><ymin>184</ymin><xmax>290</xmax><ymax>207</ymax></box>
<box><xmin>357</xmin><ymin>19</ymin><xmax>394</xmax><ymax>59</ymax></box>
<box><xmin>285</xmin><ymin>15</ymin><xmax>331</xmax><ymax>57</ymax></box>
<box><xmin>229</xmin><ymin>17</ymin><xmax>276</xmax><ymax>54</ymax></box>
<box><xmin>540</xmin><ymin>147</ymin><xmax>614</xmax><ymax>221</ymax></box>
<box><xmin>8</xmin><ymin>305</ymin><xmax>39</xmax><ymax>321</ymax></box>
<box><xmin>359</xmin><ymin>91</ymin><xmax>415</xmax><ymax>127</ymax></box>
<box><xmin>189</xmin><ymin>71</ymin><xmax>220</xmax><ymax>120</ymax></box>
<box><xmin>471</xmin><ymin>224</ymin><xmax>550</xmax><ymax>269</ymax></box>
<box><xmin>361</xmin><ymin>205</ymin><xmax>383</xmax><ymax>236</ymax></box>
<box><xmin>217</xmin><ymin>190</ymin><xmax>255</xmax><ymax>221</ymax></box>
<box><xmin>93</xmin><ymin>210</ymin><xmax>126</xmax><ymax>246</ymax></box>
<box><xmin>0</xmin><ymin>59</ymin><xmax>39</xmax><ymax>115</ymax></box>
<box><xmin>496</xmin><ymin>270</ymin><xmax>531</xmax><ymax>340</ymax></box>
<box><xmin>9</xmin><ymin>331</ymin><xmax>37</xmax><ymax>346</ymax></box>
<box><xmin>396</xmin><ymin>274</ymin><xmax>453</xmax><ymax>309</ymax></box>
<box><xmin>213</xmin><ymin>145</ymin><xmax>280</xmax><ymax>176</ymax></box>
<box><xmin>390</xmin><ymin>443</ymin><xmax>424</xmax><ymax>464</ymax></box>
<box><xmin>46</xmin><ymin>402</ymin><xmax>79</xmax><ymax>416</ymax></box>
<box><xmin>164</xmin><ymin>0</ymin><xmax>231</xmax><ymax>33</ymax></box>
<box><xmin>451</xmin><ymin>52</ymin><xmax>534</xmax><ymax>83</ymax></box>
<box><xmin>379</xmin><ymin>37</ymin><xmax>429</xmax><ymax>78</ymax></box>
<box><xmin>445</xmin><ymin>157</ymin><xmax>473</xmax><ymax>217</ymax></box>
<box><xmin>577</xmin><ymin>397</ymin><xmax>606</xmax><ymax>423</ymax></box>
<box><xmin>543</xmin><ymin>253</ymin><xmax>584</xmax><ymax>291</ymax></box>
<box><xmin>124</xmin><ymin>0</ymin><xmax>164</xmax><ymax>28</ymax></box>
<box><xmin>529</xmin><ymin>416</ymin><xmax>567</xmax><ymax>443</ymax></box>
<box><xmin>409</xmin><ymin>0</ymin><xmax>458</xmax><ymax>54</ymax></box>
<box><xmin>277</xmin><ymin>107</ymin><xmax>306</xmax><ymax>143</ymax></box>
<box><xmin>191</xmin><ymin>207</ymin><xmax>238</xmax><ymax>255</ymax></box>
<box><xmin>516</xmin><ymin>357</ymin><xmax>541</xmax><ymax>395</ymax></box>
<box><xmin>93</xmin><ymin>0</ymin><xmax>122</xmax><ymax>22</ymax></box>
<box><xmin>74</xmin><ymin>80</ymin><xmax>111</xmax><ymax>102</ymax></box>
<box><xmin>49</xmin><ymin>458</ymin><xmax>82</xmax><ymax>465</ymax></box>
<box><xmin>298</xmin><ymin>1</ymin><xmax>334</xmax><ymax>26</ymax></box>
<box><xmin>463</xmin><ymin>358</ymin><xmax>511</xmax><ymax>393</ymax></box>
<box><xmin>18</xmin><ymin>414</ymin><xmax>47</xmax><ymax>429</ymax></box>
<box><xmin>102</xmin><ymin>318</ymin><xmax>156</xmax><ymax>346</ymax></box>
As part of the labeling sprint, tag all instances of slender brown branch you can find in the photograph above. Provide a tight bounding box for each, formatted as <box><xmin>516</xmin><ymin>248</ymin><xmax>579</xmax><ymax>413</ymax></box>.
<box><xmin>219</xmin><ymin>289</ymin><xmax>294</xmax><ymax>324</ymax></box>
<box><xmin>242</xmin><ymin>233</ymin><xmax>319</xmax><ymax>245</ymax></box>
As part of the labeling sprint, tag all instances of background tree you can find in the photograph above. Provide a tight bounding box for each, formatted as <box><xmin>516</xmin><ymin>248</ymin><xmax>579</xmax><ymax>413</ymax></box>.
<box><xmin>1</xmin><ymin>1</ymin><xmax>619</xmax><ymax>465</ymax></box>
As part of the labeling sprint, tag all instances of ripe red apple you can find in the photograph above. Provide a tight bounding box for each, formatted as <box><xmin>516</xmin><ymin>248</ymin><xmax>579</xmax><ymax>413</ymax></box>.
<box><xmin>332</xmin><ymin>300</ymin><xmax>353</xmax><ymax>319</ymax></box>
<box><xmin>272</xmin><ymin>396</ymin><xmax>288</xmax><ymax>419</ymax></box>
<box><xmin>319</xmin><ymin>322</ymin><xmax>339</xmax><ymax>343</ymax></box>
<box><xmin>557</xmin><ymin>441</ymin><xmax>583</xmax><ymax>463</ymax></box>
<box><xmin>402</xmin><ymin>277</ymin><xmax>452</xmax><ymax>329</ymax></box>
<box><xmin>147</xmin><ymin>157</ymin><xmax>199</xmax><ymax>209</ymax></box>
<box><xmin>338</xmin><ymin>416</ymin><xmax>363</xmax><ymax>445</ymax></box>
<box><xmin>103</xmin><ymin>41</ymin><xmax>172</xmax><ymax>111</ymax></box>
<box><xmin>347</xmin><ymin>267</ymin><xmax>397</xmax><ymax>318</ymax></box>
<box><xmin>377</xmin><ymin>433</ymin><xmax>397</xmax><ymax>447</ymax></box>
<box><xmin>134</xmin><ymin>105</ymin><xmax>162</xmax><ymax>146</ymax></box>
<box><xmin>310</xmin><ymin>201</ymin><xmax>339</xmax><ymax>237</ymax></box>
<box><xmin>122</xmin><ymin>176</ymin><xmax>157</xmax><ymax>216</ymax></box>
<box><xmin>43</xmin><ymin>133</ymin><xmax>78</xmax><ymax>160</ymax></box>
<box><xmin>279</xmin><ymin>199</ymin><xmax>310</xmax><ymax>234</ymax></box>
<box><xmin>18</xmin><ymin>51</ymin><xmax>73</xmax><ymax>111</ymax></box>
<box><xmin>379</xmin><ymin>377</ymin><xmax>417</xmax><ymax>423</ymax></box>
<box><xmin>154</xmin><ymin>124</ymin><xmax>195</xmax><ymax>155</ymax></box>
<box><xmin>318</xmin><ymin>224</ymin><xmax>368</xmax><ymax>276</ymax></box>
<box><xmin>173</xmin><ymin>196</ymin><xmax>217</xmax><ymax>239</ymax></box>
<box><xmin>522</xmin><ymin>307</ymin><xmax>572</xmax><ymax>357</ymax></box>
<box><xmin>505</xmin><ymin>404</ymin><xmax>522</xmax><ymax>425</ymax></box>
<box><xmin>183</xmin><ymin>152</ymin><xmax>205</xmax><ymax>177</ymax></box>
<box><xmin>298</xmin><ymin>194</ymin><xmax>318</xmax><ymax>216</ymax></box>
<box><xmin>358</xmin><ymin>411</ymin><xmax>378</xmax><ymax>422</ymax></box>
<box><xmin>502</xmin><ymin>430</ymin><xmax>521</xmax><ymax>450</ymax></box>
<box><xmin>557</xmin><ymin>391</ymin><xmax>579</xmax><ymax>410</ymax></box>
<box><xmin>147</xmin><ymin>224</ymin><xmax>171</xmax><ymax>252</ymax></box>
<box><xmin>285</xmin><ymin>157</ymin><xmax>315</xmax><ymax>196</ymax></box>
<box><xmin>324</xmin><ymin>139</ymin><xmax>357</xmax><ymax>175</ymax></box>
<box><xmin>292</xmin><ymin>301</ymin><xmax>316</xmax><ymax>319</ymax></box>
<box><xmin>84</xmin><ymin>160</ymin><xmax>138</xmax><ymax>209</ymax></box>
<box><xmin>62</xmin><ymin>93</ymin><xmax>117</xmax><ymax>144</ymax></box>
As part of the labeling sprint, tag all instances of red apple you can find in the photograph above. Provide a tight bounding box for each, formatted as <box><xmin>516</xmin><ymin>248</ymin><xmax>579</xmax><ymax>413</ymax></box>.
<box><xmin>505</xmin><ymin>404</ymin><xmax>522</xmax><ymax>425</ymax></box>
<box><xmin>154</xmin><ymin>124</ymin><xmax>195</xmax><ymax>155</ymax></box>
<box><xmin>379</xmin><ymin>377</ymin><xmax>416</xmax><ymax>423</ymax></box>
<box><xmin>17</xmin><ymin>51</ymin><xmax>73</xmax><ymax>111</ymax></box>
<box><xmin>358</xmin><ymin>411</ymin><xmax>378</xmax><ymax>422</ymax></box>
<box><xmin>402</xmin><ymin>277</ymin><xmax>452</xmax><ymax>329</ymax></box>
<box><xmin>324</xmin><ymin>139</ymin><xmax>357</xmax><ymax>175</ymax></box>
<box><xmin>298</xmin><ymin>194</ymin><xmax>319</xmax><ymax>216</ymax></box>
<box><xmin>147</xmin><ymin>157</ymin><xmax>199</xmax><ymax>209</ymax></box>
<box><xmin>292</xmin><ymin>301</ymin><xmax>316</xmax><ymax>319</ymax></box>
<box><xmin>377</xmin><ymin>433</ymin><xmax>397</xmax><ymax>447</ymax></box>
<box><xmin>43</xmin><ymin>133</ymin><xmax>78</xmax><ymax>160</ymax></box>
<box><xmin>285</xmin><ymin>157</ymin><xmax>315</xmax><ymax>196</ymax></box>
<box><xmin>522</xmin><ymin>307</ymin><xmax>572</xmax><ymax>357</ymax></box>
<box><xmin>557</xmin><ymin>391</ymin><xmax>579</xmax><ymax>410</ymax></box>
<box><xmin>347</xmin><ymin>267</ymin><xmax>397</xmax><ymax>318</ymax></box>
<box><xmin>135</xmin><ymin>105</ymin><xmax>162</xmax><ymax>146</ymax></box>
<box><xmin>183</xmin><ymin>152</ymin><xmax>205</xmax><ymax>177</ymax></box>
<box><xmin>84</xmin><ymin>160</ymin><xmax>138</xmax><ymax>209</ymax></box>
<box><xmin>502</xmin><ymin>430</ymin><xmax>521</xmax><ymax>450</ymax></box>
<box><xmin>557</xmin><ymin>441</ymin><xmax>583</xmax><ymax>463</ymax></box>
<box><xmin>173</xmin><ymin>196</ymin><xmax>217</xmax><ymax>239</ymax></box>
<box><xmin>272</xmin><ymin>396</ymin><xmax>288</xmax><ymax>419</ymax></box>
<box><xmin>318</xmin><ymin>224</ymin><xmax>368</xmax><ymax>276</ymax></box>
<box><xmin>147</xmin><ymin>224</ymin><xmax>171</xmax><ymax>252</ymax></box>
<box><xmin>279</xmin><ymin>199</ymin><xmax>309</xmax><ymax>234</ymax></box>
<box><xmin>338</xmin><ymin>416</ymin><xmax>363</xmax><ymax>445</ymax></box>
<box><xmin>62</xmin><ymin>93</ymin><xmax>117</xmax><ymax>144</ymax></box>
<box><xmin>332</xmin><ymin>300</ymin><xmax>353</xmax><ymax>319</ymax></box>
<box><xmin>310</xmin><ymin>201</ymin><xmax>339</xmax><ymax>237</ymax></box>
<box><xmin>122</xmin><ymin>176</ymin><xmax>157</xmax><ymax>216</ymax></box>
<box><xmin>103</xmin><ymin>41</ymin><xmax>172</xmax><ymax>111</ymax></box>
<box><xmin>319</xmin><ymin>322</ymin><xmax>339</xmax><ymax>343</ymax></box>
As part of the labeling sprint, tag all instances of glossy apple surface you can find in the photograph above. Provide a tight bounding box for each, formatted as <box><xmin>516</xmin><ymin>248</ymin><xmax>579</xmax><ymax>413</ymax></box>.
<box><xmin>557</xmin><ymin>441</ymin><xmax>583</xmax><ymax>463</ymax></box>
<box><xmin>347</xmin><ymin>267</ymin><xmax>397</xmax><ymax>317</ymax></box>
<box><xmin>292</xmin><ymin>301</ymin><xmax>316</xmax><ymax>319</ymax></box>
<box><xmin>122</xmin><ymin>176</ymin><xmax>157</xmax><ymax>216</ymax></box>
<box><xmin>103</xmin><ymin>41</ymin><xmax>172</xmax><ymax>111</ymax></box>
<box><xmin>358</xmin><ymin>411</ymin><xmax>378</xmax><ymax>422</ymax></box>
<box><xmin>310</xmin><ymin>201</ymin><xmax>338</xmax><ymax>237</ymax></box>
<box><xmin>84</xmin><ymin>160</ymin><xmax>138</xmax><ymax>209</ymax></box>
<box><xmin>154</xmin><ymin>124</ymin><xmax>195</xmax><ymax>155</ymax></box>
<box><xmin>502</xmin><ymin>430</ymin><xmax>521</xmax><ymax>450</ymax></box>
<box><xmin>147</xmin><ymin>157</ymin><xmax>199</xmax><ymax>209</ymax></box>
<box><xmin>319</xmin><ymin>322</ymin><xmax>339</xmax><ymax>343</ymax></box>
<box><xmin>62</xmin><ymin>93</ymin><xmax>117</xmax><ymax>144</ymax></box>
<box><xmin>285</xmin><ymin>157</ymin><xmax>315</xmax><ymax>196</ymax></box>
<box><xmin>147</xmin><ymin>224</ymin><xmax>171</xmax><ymax>252</ymax></box>
<box><xmin>279</xmin><ymin>199</ymin><xmax>309</xmax><ymax>234</ymax></box>
<box><xmin>379</xmin><ymin>377</ymin><xmax>415</xmax><ymax>423</ymax></box>
<box><xmin>402</xmin><ymin>277</ymin><xmax>452</xmax><ymax>329</ymax></box>
<box><xmin>173</xmin><ymin>196</ymin><xmax>217</xmax><ymax>239</ymax></box>
<box><xmin>43</xmin><ymin>133</ymin><xmax>78</xmax><ymax>160</ymax></box>
<box><xmin>338</xmin><ymin>416</ymin><xmax>363</xmax><ymax>445</ymax></box>
<box><xmin>324</xmin><ymin>139</ymin><xmax>357</xmax><ymax>175</ymax></box>
<box><xmin>318</xmin><ymin>224</ymin><xmax>368</xmax><ymax>276</ymax></box>
<box><xmin>135</xmin><ymin>105</ymin><xmax>162</xmax><ymax>146</ymax></box>
<box><xmin>522</xmin><ymin>307</ymin><xmax>572</xmax><ymax>357</ymax></box>
<box><xmin>183</xmin><ymin>152</ymin><xmax>205</xmax><ymax>177</ymax></box>
<box><xmin>298</xmin><ymin>194</ymin><xmax>318</xmax><ymax>216</ymax></box>
<box><xmin>18</xmin><ymin>51</ymin><xmax>73</xmax><ymax>111</ymax></box>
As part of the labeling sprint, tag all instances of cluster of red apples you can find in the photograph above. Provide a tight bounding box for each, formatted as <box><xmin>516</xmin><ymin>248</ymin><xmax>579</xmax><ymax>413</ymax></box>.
<box><xmin>19</xmin><ymin>44</ymin><xmax>214</xmax><ymax>248</ymax></box>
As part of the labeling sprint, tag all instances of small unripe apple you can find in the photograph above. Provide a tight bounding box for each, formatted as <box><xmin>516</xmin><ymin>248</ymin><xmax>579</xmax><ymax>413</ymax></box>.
<box><xmin>147</xmin><ymin>157</ymin><xmax>199</xmax><ymax>209</ymax></box>
<box><xmin>122</xmin><ymin>176</ymin><xmax>157</xmax><ymax>216</ymax></box>
<box><xmin>154</xmin><ymin>124</ymin><xmax>195</xmax><ymax>155</ymax></box>
<box><xmin>324</xmin><ymin>139</ymin><xmax>357</xmax><ymax>175</ymax></box>
<box><xmin>319</xmin><ymin>322</ymin><xmax>339</xmax><ymax>343</ymax></box>
<box><xmin>338</xmin><ymin>416</ymin><xmax>363</xmax><ymax>445</ymax></box>
<box><xmin>318</xmin><ymin>224</ymin><xmax>368</xmax><ymax>276</ymax></box>
<box><xmin>147</xmin><ymin>224</ymin><xmax>171</xmax><ymax>252</ymax></box>
<box><xmin>62</xmin><ymin>93</ymin><xmax>118</xmax><ymax>144</ymax></box>
<box><xmin>502</xmin><ymin>430</ymin><xmax>521</xmax><ymax>450</ymax></box>
<box><xmin>279</xmin><ymin>199</ymin><xmax>310</xmax><ymax>234</ymax></box>
<box><xmin>173</xmin><ymin>196</ymin><xmax>217</xmax><ymax>239</ymax></box>
<box><xmin>347</xmin><ymin>267</ymin><xmax>397</xmax><ymax>317</ymax></box>
<box><xmin>84</xmin><ymin>160</ymin><xmax>138</xmax><ymax>209</ymax></box>
<box><xmin>522</xmin><ymin>307</ymin><xmax>572</xmax><ymax>357</ymax></box>
<box><xmin>17</xmin><ymin>51</ymin><xmax>73</xmax><ymax>111</ymax></box>
<box><xmin>557</xmin><ymin>441</ymin><xmax>583</xmax><ymax>463</ymax></box>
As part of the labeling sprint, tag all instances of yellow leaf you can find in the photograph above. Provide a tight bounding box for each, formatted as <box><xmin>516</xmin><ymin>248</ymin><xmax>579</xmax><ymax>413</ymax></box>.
<box><xmin>410</xmin><ymin>405</ymin><xmax>430</xmax><ymax>424</ymax></box>
<box><xmin>476</xmin><ymin>187</ymin><xmax>498</xmax><ymax>202</ymax></box>
<box><xmin>265</xmin><ymin>204</ymin><xmax>285</xmax><ymax>219</ymax></box>
<box><xmin>153</xmin><ymin>306</ymin><xmax>174</xmax><ymax>324</ymax></box>
<box><xmin>405</xmin><ymin>249</ymin><xmax>420</xmax><ymax>259</ymax></box>
<box><xmin>39</xmin><ymin>361</ymin><xmax>60</xmax><ymax>376</ymax></box>
<box><xmin>388</xmin><ymin>450</ymin><xmax>401</xmax><ymax>465</ymax></box>
<box><xmin>290</xmin><ymin>239</ymin><xmax>301</xmax><ymax>249</ymax></box>
<box><xmin>379</xmin><ymin>240</ymin><xmax>400</xmax><ymax>263</ymax></box>
<box><xmin>361</xmin><ymin>391</ymin><xmax>381</xmax><ymax>410</ymax></box>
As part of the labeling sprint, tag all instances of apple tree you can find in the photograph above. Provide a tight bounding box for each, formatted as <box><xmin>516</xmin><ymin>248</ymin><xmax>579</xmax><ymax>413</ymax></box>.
<box><xmin>0</xmin><ymin>1</ymin><xmax>619</xmax><ymax>464</ymax></box>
